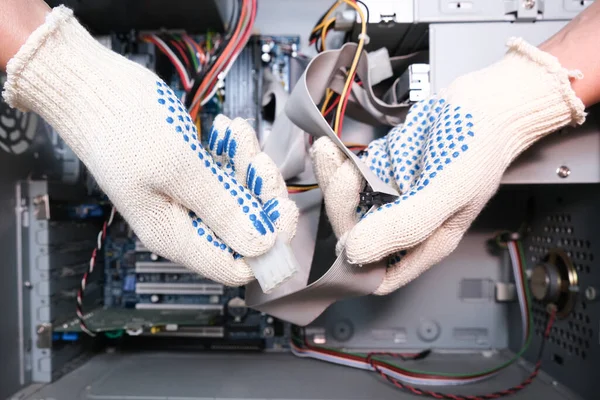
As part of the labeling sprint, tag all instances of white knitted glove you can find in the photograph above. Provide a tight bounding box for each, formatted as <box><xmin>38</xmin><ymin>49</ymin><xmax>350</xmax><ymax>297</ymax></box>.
<box><xmin>2</xmin><ymin>6</ymin><xmax>298</xmax><ymax>286</ymax></box>
<box><xmin>311</xmin><ymin>38</ymin><xmax>586</xmax><ymax>295</ymax></box>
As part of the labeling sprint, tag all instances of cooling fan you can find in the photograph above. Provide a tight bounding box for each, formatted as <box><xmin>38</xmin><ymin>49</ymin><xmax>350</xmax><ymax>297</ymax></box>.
<box><xmin>0</xmin><ymin>79</ymin><xmax>38</xmax><ymax>155</ymax></box>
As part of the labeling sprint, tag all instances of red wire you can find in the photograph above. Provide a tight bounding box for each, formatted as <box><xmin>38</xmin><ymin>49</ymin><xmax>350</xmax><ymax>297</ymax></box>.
<box><xmin>336</xmin><ymin>70</ymin><xmax>357</xmax><ymax>135</ymax></box>
<box><xmin>77</xmin><ymin>207</ymin><xmax>116</xmax><ymax>337</ymax></box>
<box><xmin>365</xmin><ymin>309</ymin><xmax>557</xmax><ymax>400</ymax></box>
<box><xmin>323</xmin><ymin>96</ymin><xmax>341</xmax><ymax>119</ymax></box>
<box><xmin>170</xmin><ymin>39</ymin><xmax>191</xmax><ymax>71</ymax></box>
<box><xmin>193</xmin><ymin>0</ymin><xmax>256</xmax><ymax>115</ymax></box>
<box><xmin>144</xmin><ymin>36</ymin><xmax>191</xmax><ymax>91</ymax></box>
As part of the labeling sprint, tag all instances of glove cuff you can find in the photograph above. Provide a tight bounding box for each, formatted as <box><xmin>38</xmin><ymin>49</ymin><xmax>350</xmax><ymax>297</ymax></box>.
<box><xmin>505</xmin><ymin>37</ymin><xmax>586</xmax><ymax>126</ymax></box>
<box><xmin>1</xmin><ymin>6</ymin><xmax>149</xmax><ymax>161</ymax></box>
<box><xmin>443</xmin><ymin>37</ymin><xmax>586</xmax><ymax>164</ymax></box>
<box><xmin>3</xmin><ymin>6</ymin><xmax>76</xmax><ymax>111</ymax></box>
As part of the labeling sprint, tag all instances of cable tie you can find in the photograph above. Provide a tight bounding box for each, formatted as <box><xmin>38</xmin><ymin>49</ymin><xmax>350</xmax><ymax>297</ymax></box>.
<box><xmin>357</xmin><ymin>33</ymin><xmax>370</xmax><ymax>45</ymax></box>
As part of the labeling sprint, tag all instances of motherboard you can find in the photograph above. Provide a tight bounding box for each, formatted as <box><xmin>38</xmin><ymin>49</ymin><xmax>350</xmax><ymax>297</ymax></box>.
<box><xmin>51</xmin><ymin>34</ymin><xmax>300</xmax><ymax>351</ymax></box>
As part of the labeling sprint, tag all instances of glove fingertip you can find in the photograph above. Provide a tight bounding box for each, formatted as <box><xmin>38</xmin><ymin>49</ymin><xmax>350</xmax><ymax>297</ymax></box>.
<box><xmin>310</xmin><ymin>137</ymin><xmax>348</xmax><ymax>189</ymax></box>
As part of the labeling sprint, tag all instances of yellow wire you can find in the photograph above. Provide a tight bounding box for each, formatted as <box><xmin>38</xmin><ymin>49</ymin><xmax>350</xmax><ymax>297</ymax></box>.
<box><xmin>311</xmin><ymin>0</ymin><xmax>343</xmax><ymax>35</ymax></box>
<box><xmin>287</xmin><ymin>185</ymin><xmax>319</xmax><ymax>192</ymax></box>
<box><xmin>333</xmin><ymin>0</ymin><xmax>367</xmax><ymax>134</ymax></box>
<box><xmin>321</xmin><ymin>89</ymin><xmax>334</xmax><ymax>114</ymax></box>
<box><xmin>321</xmin><ymin>17</ymin><xmax>336</xmax><ymax>51</ymax></box>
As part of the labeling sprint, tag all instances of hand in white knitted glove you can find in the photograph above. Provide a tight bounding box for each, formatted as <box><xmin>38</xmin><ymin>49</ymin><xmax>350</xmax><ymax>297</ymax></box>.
<box><xmin>311</xmin><ymin>39</ymin><xmax>586</xmax><ymax>295</ymax></box>
<box><xmin>2</xmin><ymin>6</ymin><xmax>298</xmax><ymax>286</ymax></box>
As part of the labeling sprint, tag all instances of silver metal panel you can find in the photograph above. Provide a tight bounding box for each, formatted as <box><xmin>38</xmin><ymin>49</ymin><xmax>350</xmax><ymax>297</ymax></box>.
<box><xmin>429</xmin><ymin>22</ymin><xmax>600</xmax><ymax>184</ymax></box>
<box><xmin>21</xmin><ymin>180</ymin><xmax>101</xmax><ymax>384</ymax></box>
<box><xmin>0</xmin><ymin>93</ymin><xmax>36</xmax><ymax>400</ymax></box>
<box><xmin>12</xmin><ymin>352</ymin><xmax>579</xmax><ymax>400</ymax></box>
<box><xmin>1</xmin><ymin>75</ymin><xmax>62</xmax><ymax>399</ymax></box>
<box><xmin>415</xmin><ymin>0</ymin><xmax>589</xmax><ymax>22</ymax></box>
<box><xmin>503</xmin><ymin>117</ymin><xmax>600</xmax><ymax>184</ymax></box>
<box><xmin>307</xmin><ymin>189</ymin><xmax>531</xmax><ymax>350</ymax></box>
<box><xmin>429</xmin><ymin>22</ymin><xmax>568</xmax><ymax>94</ymax></box>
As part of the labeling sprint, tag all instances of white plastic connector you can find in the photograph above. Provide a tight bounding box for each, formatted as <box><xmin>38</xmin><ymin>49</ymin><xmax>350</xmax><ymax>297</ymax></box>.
<box><xmin>334</xmin><ymin>10</ymin><xmax>357</xmax><ymax>31</ymax></box>
<box><xmin>367</xmin><ymin>47</ymin><xmax>393</xmax><ymax>86</ymax></box>
<box><xmin>246</xmin><ymin>234</ymin><xmax>299</xmax><ymax>294</ymax></box>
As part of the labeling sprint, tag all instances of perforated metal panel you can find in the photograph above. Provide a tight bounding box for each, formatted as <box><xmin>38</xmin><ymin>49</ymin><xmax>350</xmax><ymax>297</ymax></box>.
<box><xmin>519</xmin><ymin>185</ymin><xmax>600</xmax><ymax>400</ymax></box>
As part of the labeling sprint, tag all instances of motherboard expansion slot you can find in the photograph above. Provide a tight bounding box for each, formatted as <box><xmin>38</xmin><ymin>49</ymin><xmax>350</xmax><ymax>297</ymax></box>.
<box><xmin>135</xmin><ymin>261</ymin><xmax>191</xmax><ymax>274</ymax></box>
<box><xmin>135</xmin><ymin>303</ymin><xmax>224</xmax><ymax>313</ymax></box>
<box><xmin>135</xmin><ymin>282</ymin><xmax>224</xmax><ymax>295</ymax></box>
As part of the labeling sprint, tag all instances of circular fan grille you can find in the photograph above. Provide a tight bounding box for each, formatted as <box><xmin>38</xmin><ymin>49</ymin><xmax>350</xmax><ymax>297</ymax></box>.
<box><xmin>0</xmin><ymin>92</ymin><xmax>38</xmax><ymax>155</ymax></box>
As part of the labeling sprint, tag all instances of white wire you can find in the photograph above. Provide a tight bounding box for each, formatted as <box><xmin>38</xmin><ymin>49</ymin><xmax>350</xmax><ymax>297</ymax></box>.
<box><xmin>291</xmin><ymin>345</ymin><xmax>493</xmax><ymax>386</ymax></box>
<box><xmin>200</xmin><ymin>47</ymin><xmax>241</xmax><ymax>106</ymax></box>
<box><xmin>150</xmin><ymin>35</ymin><xmax>192</xmax><ymax>90</ymax></box>
<box><xmin>508</xmin><ymin>241</ymin><xmax>529</xmax><ymax>343</ymax></box>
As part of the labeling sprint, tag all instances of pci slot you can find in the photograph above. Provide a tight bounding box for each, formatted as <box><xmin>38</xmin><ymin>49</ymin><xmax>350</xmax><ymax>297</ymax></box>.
<box><xmin>142</xmin><ymin>327</ymin><xmax>225</xmax><ymax>338</ymax></box>
<box><xmin>135</xmin><ymin>261</ymin><xmax>191</xmax><ymax>274</ymax></box>
<box><xmin>135</xmin><ymin>303</ymin><xmax>224</xmax><ymax>313</ymax></box>
<box><xmin>135</xmin><ymin>240</ymin><xmax>148</xmax><ymax>252</ymax></box>
<box><xmin>135</xmin><ymin>282</ymin><xmax>224</xmax><ymax>295</ymax></box>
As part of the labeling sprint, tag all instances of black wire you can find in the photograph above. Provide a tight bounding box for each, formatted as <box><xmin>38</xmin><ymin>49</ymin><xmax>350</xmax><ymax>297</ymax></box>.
<box><xmin>286</xmin><ymin>183</ymin><xmax>318</xmax><ymax>188</ymax></box>
<box><xmin>355</xmin><ymin>0</ymin><xmax>370</xmax><ymax>24</ymax></box>
<box><xmin>161</xmin><ymin>33</ymin><xmax>194</xmax><ymax>76</ymax></box>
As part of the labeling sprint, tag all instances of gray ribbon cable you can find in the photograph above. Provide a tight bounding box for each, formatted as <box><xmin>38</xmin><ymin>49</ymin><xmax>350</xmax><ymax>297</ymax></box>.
<box><xmin>246</xmin><ymin>44</ymin><xmax>404</xmax><ymax>326</ymax></box>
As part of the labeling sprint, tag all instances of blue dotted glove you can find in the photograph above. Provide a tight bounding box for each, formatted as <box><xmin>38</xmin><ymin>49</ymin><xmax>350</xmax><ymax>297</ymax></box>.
<box><xmin>2</xmin><ymin>6</ymin><xmax>298</xmax><ymax>286</ymax></box>
<box><xmin>311</xmin><ymin>38</ymin><xmax>585</xmax><ymax>294</ymax></box>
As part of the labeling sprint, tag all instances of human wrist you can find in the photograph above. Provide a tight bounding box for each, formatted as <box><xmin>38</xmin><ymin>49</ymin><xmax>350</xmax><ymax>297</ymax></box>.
<box><xmin>0</xmin><ymin>0</ymin><xmax>50</xmax><ymax>70</ymax></box>
<box><xmin>539</xmin><ymin>0</ymin><xmax>600</xmax><ymax>108</ymax></box>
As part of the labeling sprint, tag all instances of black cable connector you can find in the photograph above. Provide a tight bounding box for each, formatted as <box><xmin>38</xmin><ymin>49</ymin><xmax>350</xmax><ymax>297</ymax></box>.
<box><xmin>359</xmin><ymin>185</ymin><xmax>398</xmax><ymax>207</ymax></box>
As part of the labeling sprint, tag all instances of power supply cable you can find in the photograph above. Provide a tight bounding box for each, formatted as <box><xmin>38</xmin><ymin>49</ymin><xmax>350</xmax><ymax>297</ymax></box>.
<box><xmin>367</xmin><ymin>307</ymin><xmax>556</xmax><ymax>399</ymax></box>
<box><xmin>334</xmin><ymin>0</ymin><xmax>366</xmax><ymax>135</ymax></box>
<box><xmin>76</xmin><ymin>206</ymin><xmax>116</xmax><ymax>337</ymax></box>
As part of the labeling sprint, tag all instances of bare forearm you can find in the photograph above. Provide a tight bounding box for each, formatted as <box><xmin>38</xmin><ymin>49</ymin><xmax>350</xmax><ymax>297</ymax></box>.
<box><xmin>0</xmin><ymin>0</ymin><xmax>49</xmax><ymax>70</ymax></box>
<box><xmin>540</xmin><ymin>1</ymin><xmax>600</xmax><ymax>108</ymax></box>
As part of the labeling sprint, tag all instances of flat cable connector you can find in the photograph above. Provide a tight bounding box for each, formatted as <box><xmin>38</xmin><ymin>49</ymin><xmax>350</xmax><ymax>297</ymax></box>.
<box><xmin>246</xmin><ymin>233</ymin><xmax>299</xmax><ymax>294</ymax></box>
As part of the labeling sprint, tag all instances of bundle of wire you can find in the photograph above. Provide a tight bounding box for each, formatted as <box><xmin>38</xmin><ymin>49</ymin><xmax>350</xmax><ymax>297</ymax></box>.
<box><xmin>140</xmin><ymin>0</ymin><xmax>256</xmax><ymax>119</ymax></box>
<box><xmin>187</xmin><ymin>0</ymin><xmax>257</xmax><ymax>120</ymax></box>
<box><xmin>290</xmin><ymin>1</ymin><xmax>369</xmax><ymax>195</ymax></box>
<box><xmin>141</xmin><ymin>33</ymin><xmax>221</xmax><ymax>94</ymax></box>
<box><xmin>291</xmin><ymin>239</ymin><xmax>558</xmax><ymax>398</ymax></box>
<box><xmin>76</xmin><ymin>206</ymin><xmax>117</xmax><ymax>337</ymax></box>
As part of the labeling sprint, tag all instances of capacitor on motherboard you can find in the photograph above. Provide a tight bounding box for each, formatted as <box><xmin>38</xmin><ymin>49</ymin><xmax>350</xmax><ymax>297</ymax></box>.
<box><xmin>227</xmin><ymin>297</ymin><xmax>248</xmax><ymax>321</ymax></box>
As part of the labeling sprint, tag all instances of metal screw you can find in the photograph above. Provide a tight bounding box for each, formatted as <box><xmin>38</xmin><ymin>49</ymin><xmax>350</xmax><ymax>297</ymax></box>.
<box><xmin>585</xmin><ymin>286</ymin><xmax>597</xmax><ymax>301</ymax></box>
<box><xmin>263</xmin><ymin>327</ymin><xmax>274</xmax><ymax>337</ymax></box>
<box><xmin>24</xmin><ymin>281</ymin><xmax>32</xmax><ymax>289</ymax></box>
<box><xmin>37</xmin><ymin>326</ymin><xmax>46</xmax><ymax>334</ymax></box>
<box><xmin>523</xmin><ymin>0</ymin><xmax>536</xmax><ymax>9</ymax></box>
<box><xmin>557</xmin><ymin>165</ymin><xmax>570</xmax><ymax>178</ymax></box>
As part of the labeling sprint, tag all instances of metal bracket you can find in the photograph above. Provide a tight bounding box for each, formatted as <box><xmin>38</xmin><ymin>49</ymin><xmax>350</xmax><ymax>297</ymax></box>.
<box><xmin>36</xmin><ymin>323</ymin><xmax>53</xmax><ymax>349</ymax></box>
<box><xmin>495</xmin><ymin>282</ymin><xmax>517</xmax><ymax>302</ymax></box>
<box><xmin>33</xmin><ymin>194</ymin><xmax>50</xmax><ymax>220</ymax></box>
<box><xmin>505</xmin><ymin>0</ymin><xmax>544</xmax><ymax>21</ymax></box>
<box><xmin>32</xmin><ymin>194</ymin><xmax>50</xmax><ymax>220</ymax></box>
